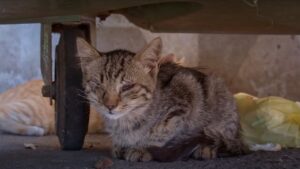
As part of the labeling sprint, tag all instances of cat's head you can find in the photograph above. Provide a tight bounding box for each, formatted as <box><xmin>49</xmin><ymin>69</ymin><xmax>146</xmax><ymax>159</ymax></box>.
<box><xmin>77</xmin><ymin>38</ymin><xmax>162</xmax><ymax>119</ymax></box>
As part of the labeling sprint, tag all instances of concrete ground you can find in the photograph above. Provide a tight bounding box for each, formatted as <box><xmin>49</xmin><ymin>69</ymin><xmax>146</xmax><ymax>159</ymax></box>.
<box><xmin>0</xmin><ymin>133</ymin><xmax>300</xmax><ymax>169</ymax></box>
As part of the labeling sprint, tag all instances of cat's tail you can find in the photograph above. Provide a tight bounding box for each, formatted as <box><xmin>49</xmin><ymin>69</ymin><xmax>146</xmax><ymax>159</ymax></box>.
<box><xmin>0</xmin><ymin>98</ymin><xmax>54</xmax><ymax>136</ymax></box>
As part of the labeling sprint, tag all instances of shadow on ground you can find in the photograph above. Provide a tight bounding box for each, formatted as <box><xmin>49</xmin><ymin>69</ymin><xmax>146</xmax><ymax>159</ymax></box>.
<box><xmin>0</xmin><ymin>134</ymin><xmax>300</xmax><ymax>169</ymax></box>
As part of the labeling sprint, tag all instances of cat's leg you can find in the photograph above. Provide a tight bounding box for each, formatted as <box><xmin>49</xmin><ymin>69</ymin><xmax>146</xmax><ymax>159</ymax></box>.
<box><xmin>222</xmin><ymin>135</ymin><xmax>249</xmax><ymax>155</ymax></box>
<box><xmin>192</xmin><ymin>143</ymin><xmax>218</xmax><ymax>160</ymax></box>
<box><xmin>193</xmin><ymin>123</ymin><xmax>230</xmax><ymax>160</ymax></box>
<box><xmin>214</xmin><ymin>123</ymin><xmax>248</xmax><ymax>155</ymax></box>
<box><xmin>202</xmin><ymin>121</ymin><xmax>247</xmax><ymax>157</ymax></box>
<box><xmin>112</xmin><ymin>145</ymin><xmax>126</xmax><ymax>159</ymax></box>
<box><xmin>112</xmin><ymin>145</ymin><xmax>152</xmax><ymax>162</ymax></box>
<box><xmin>192</xmin><ymin>133</ymin><xmax>221</xmax><ymax>160</ymax></box>
<box><xmin>123</xmin><ymin>147</ymin><xmax>152</xmax><ymax>162</ymax></box>
<box><xmin>149</xmin><ymin>109</ymin><xmax>187</xmax><ymax>147</ymax></box>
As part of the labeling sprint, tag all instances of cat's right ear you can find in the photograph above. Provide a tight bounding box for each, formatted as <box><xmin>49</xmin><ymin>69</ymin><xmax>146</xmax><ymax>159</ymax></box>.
<box><xmin>76</xmin><ymin>37</ymin><xmax>101</xmax><ymax>68</ymax></box>
<box><xmin>135</xmin><ymin>37</ymin><xmax>162</xmax><ymax>74</ymax></box>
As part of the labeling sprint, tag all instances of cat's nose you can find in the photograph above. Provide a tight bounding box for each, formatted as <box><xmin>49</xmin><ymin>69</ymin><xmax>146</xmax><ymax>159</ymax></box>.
<box><xmin>106</xmin><ymin>104</ymin><xmax>117</xmax><ymax>111</ymax></box>
<box><xmin>103</xmin><ymin>93</ymin><xmax>119</xmax><ymax>111</ymax></box>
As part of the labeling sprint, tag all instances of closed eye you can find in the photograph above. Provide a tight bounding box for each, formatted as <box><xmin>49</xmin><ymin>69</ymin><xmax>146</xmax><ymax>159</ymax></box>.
<box><xmin>121</xmin><ymin>83</ymin><xmax>135</xmax><ymax>92</ymax></box>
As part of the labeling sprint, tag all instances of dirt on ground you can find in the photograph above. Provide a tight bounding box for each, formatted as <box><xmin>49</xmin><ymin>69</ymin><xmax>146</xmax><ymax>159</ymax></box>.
<box><xmin>0</xmin><ymin>134</ymin><xmax>300</xmax><ymax>169</ymax></box>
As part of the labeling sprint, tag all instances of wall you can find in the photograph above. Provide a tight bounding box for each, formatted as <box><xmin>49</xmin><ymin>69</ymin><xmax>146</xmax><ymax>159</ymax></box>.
<box><xmin>0</xmin><ymin>24</ymin><xmax>41</xmax><ymax>92</ymax></box>
<box><xmin>197</xmin><ymin>35</ymin><xmax>300</xmax><ymax>100</ymax></box>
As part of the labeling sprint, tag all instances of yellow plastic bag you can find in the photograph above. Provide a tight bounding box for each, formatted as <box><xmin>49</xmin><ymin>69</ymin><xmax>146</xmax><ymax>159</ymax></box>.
<box><xmin>234</xmin><ymin>93</ymin><xmax>300</xmax><ymax>148</ymax></box>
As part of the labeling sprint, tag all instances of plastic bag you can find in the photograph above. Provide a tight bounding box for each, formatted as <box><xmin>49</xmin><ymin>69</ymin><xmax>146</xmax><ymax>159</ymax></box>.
<box><xmin>234</xmin><ymin>93</ymin><xmax>300</xmax><ymax>148</ymax></box>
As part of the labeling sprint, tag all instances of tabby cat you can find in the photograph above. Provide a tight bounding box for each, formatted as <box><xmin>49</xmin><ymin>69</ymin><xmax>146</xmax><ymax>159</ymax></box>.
<box><xmin>77</xmin><ymin>37</ymin><xmax>245</xmax><ymax>162</ymax></box>
<box><xmin>0</xmin><ymin>80</ymin><xmax>104</xmax><ymax>136</ymax></box>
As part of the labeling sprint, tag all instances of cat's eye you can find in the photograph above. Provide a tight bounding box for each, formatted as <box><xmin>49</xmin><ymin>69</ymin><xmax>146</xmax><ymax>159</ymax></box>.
<box><xmin>121</xmin><ymin>83</ymin><xmax>135</xmax><ymax>92</ymax></box>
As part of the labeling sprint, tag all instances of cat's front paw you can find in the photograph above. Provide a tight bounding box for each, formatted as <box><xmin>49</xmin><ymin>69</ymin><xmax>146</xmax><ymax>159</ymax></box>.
<box><xmin>112</xmin><ymin>146</ymin><xmax>125</xmax><ymax>159</ymax></box>
<box><xmin>193</xmin><ymin>145</ymin><xmax>218</xmax><ymax>160</ymax></box>
<box><xmin>124</xmin><ymin>148</ymin><xmax>152</xmax><ymax>162</ymax></box>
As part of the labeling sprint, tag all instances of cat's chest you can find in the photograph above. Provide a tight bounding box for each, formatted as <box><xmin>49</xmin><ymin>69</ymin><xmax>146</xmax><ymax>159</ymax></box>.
<box><xmin>106</xmin><ymin>118</ymin><xmax>151</xmax><ymax>146</ymax></box>
<box><xmin>111</xmin><ymin>127</ymin><xmax>148</xmax><ymax>146</ymax></box>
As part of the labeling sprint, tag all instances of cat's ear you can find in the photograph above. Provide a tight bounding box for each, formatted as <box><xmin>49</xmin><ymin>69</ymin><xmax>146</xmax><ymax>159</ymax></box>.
<box><xmin>135</xmin><ymin>37</ymin><xmax>162</xmax><ymax>74</ymax></box>
<box><xmin>76</xmin><ymin>37</ymin><xmax>101</xmax><ymax>68</ymax></box>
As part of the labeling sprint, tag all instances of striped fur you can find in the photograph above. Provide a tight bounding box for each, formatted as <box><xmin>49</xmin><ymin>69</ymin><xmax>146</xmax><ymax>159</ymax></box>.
<box><xmin>0</xmin><ymin>80</ymin><xmax>104</xmax><ymax>136</ymax></box>
<box><xmin>77</xmin><ymin>37</ymin><xmax>246</xmax><ymax>162</ymax></box>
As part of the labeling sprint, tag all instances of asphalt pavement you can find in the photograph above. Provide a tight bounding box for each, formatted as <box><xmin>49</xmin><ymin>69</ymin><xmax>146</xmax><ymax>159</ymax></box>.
<box><xmin>0</xmin><ymin>133</ymin><xmax>300</xmax><ymax>169</ymax></box>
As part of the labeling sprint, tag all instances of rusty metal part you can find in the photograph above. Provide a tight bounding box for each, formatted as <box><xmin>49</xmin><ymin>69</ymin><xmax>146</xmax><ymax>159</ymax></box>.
<box><xmin>40</xmin><ymin>23</ymin><xmax>54</xmax><ymax>104</ymax></box>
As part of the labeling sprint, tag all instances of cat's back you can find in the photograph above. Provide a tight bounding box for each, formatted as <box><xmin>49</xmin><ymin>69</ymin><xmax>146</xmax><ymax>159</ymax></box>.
<box><xmin>157</xmin><ymin>63</ymin><xmax>208</xmax><ymax>100</ymax></box>
<box><xmin>0</xmin><ymin>80</ymin><xmax>43</xmax><ymax>103</ymax></box>
<box><xmin>156</xmin><ymin>62</ymin><xmax>236</xmax><ymax>122</ymax></box>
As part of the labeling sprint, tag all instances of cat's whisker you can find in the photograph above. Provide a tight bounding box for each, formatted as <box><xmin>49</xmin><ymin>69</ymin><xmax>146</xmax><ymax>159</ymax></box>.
<box><xmin>75</xmin><ymin>89</ymin><xmax>90</xmax><ymax>100</ymax></box>
<box><xmin>76</xmin><ymin>88</ymin><xmax>87</xmax><ymax>95</ymax></box>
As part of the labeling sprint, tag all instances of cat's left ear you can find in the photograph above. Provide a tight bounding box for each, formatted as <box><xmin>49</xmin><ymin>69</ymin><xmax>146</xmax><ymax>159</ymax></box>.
<box><xmin>135</xmin><ymin>37</ymin><xmax>162</xmax><ymax>74</ymax></box>
<box><xmin>76</xmin><ymin>37</ymin><xmax>101</xmax><ymax>68</ymax></box>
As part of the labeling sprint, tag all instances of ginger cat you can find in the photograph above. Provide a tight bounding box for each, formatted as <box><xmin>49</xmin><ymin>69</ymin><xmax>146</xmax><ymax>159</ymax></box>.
<box><xmin>0</xmin><ymin>80</ymin><xmax>104</xmax><ymax>136</ymax></box>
